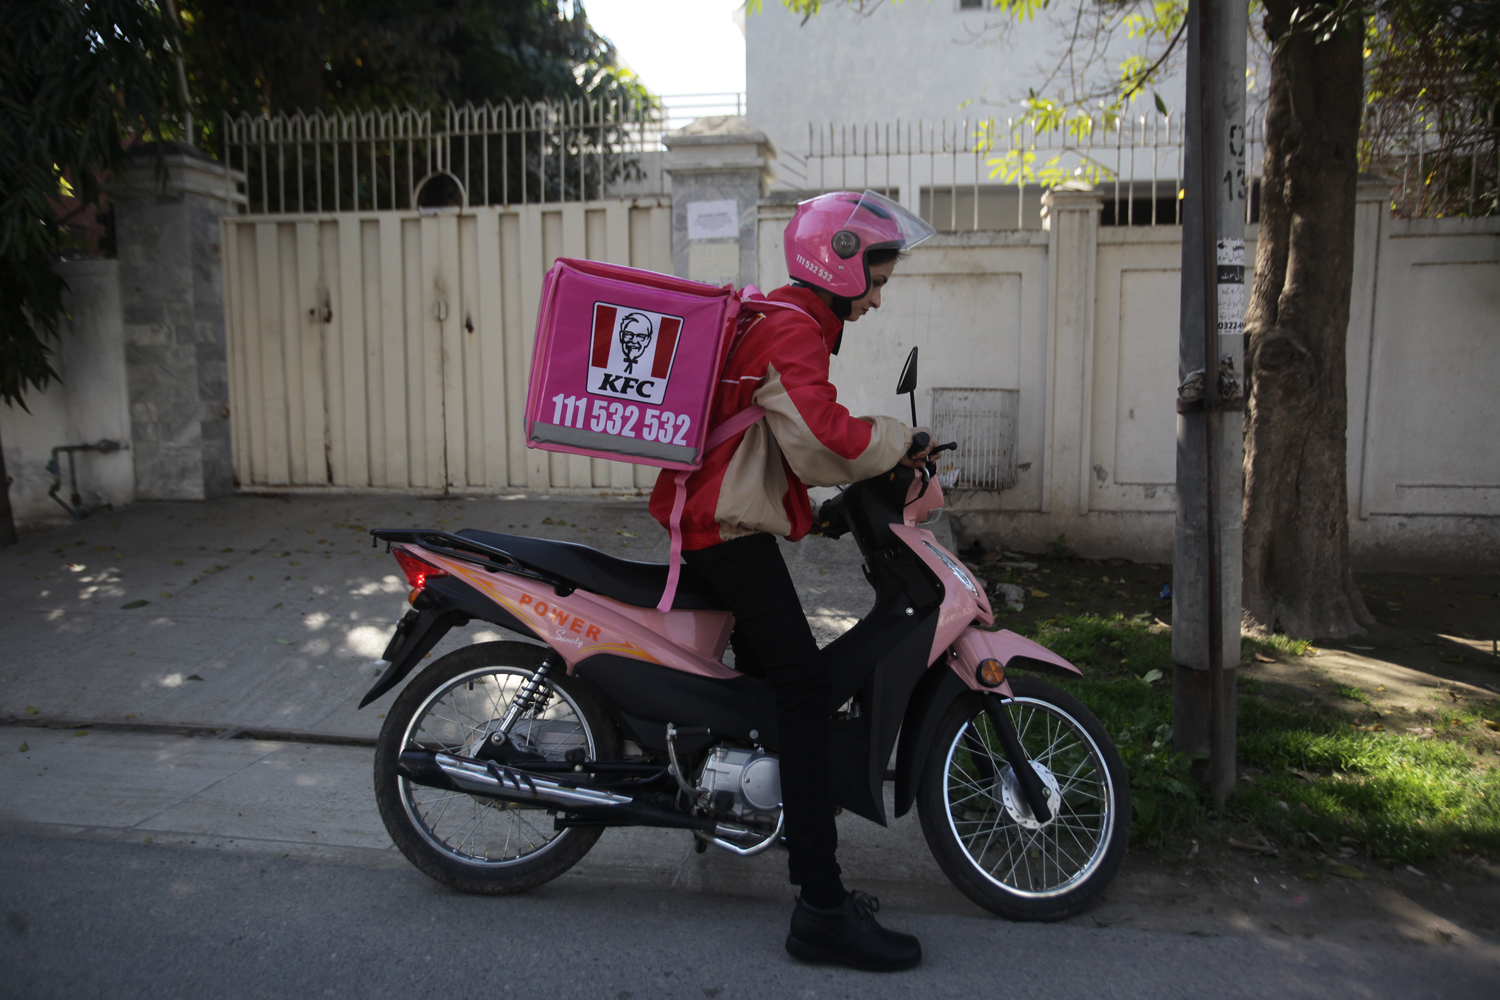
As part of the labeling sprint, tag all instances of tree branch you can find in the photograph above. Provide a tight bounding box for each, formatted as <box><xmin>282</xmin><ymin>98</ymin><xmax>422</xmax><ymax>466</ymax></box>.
<box><xmin>1121</xmin><ymin>18</ymin><xmax>1187</xmax><ymax>101</ymax></box>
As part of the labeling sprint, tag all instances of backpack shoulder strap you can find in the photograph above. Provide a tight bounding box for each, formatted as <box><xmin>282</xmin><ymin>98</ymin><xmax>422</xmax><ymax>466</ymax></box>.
<box><xmin>656</xmin><ymin>403</ymin><xmax>766</xmax><ymax>613</ymax></box>
<box><xmin>738</xmin><ymin>285</ymin><xmax>813</xmax><ymax>321</ymax></box>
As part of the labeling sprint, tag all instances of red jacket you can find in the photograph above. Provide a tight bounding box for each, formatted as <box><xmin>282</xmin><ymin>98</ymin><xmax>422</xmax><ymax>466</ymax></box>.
<box><xmin>649</xmin><ymin>285</ymin><xmax>912</xmax><ymax>550</ymax></box>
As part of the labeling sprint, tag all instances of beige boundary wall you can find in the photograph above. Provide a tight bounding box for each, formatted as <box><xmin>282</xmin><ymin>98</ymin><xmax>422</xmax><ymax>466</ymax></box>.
<box><xmin>12</xmin><ymin>134</ymin><xmax>1493</xmax><ymax>573</ymax></box>
<box><xmin>759</xmin><ymin>180</ymin><xmax>1500</xmax><ymax>571</ymax></box>
<box><xmin>220</xmin><ymin>199</ymin><xmax>672</xmax><ymax>495</ymax></box>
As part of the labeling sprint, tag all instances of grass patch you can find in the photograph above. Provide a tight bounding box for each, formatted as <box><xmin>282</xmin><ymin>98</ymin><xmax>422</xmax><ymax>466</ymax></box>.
<box><xmin>1334</xmin><ymin>683</ymin><xmax>1372</xmax><ymax>704</ymax></box>
<box><xmin>1005</xmin><ymin>612</ymin><xmax>1500</xmax><ymax>862</ymax></box>
<box><xmin>1245</xmin><ymin>632</ymin><xmax>1312</xmax><ymax>659</ymax></box>
<box><xmin>1008</xmin><ymin>613</ymin><xmax>1197</xmax><ymax>845</ymax></box>
<box><xmin>1236</xmin><ymin>697</ymin><xmax>1500</xmax><ymax>862</ymax></box>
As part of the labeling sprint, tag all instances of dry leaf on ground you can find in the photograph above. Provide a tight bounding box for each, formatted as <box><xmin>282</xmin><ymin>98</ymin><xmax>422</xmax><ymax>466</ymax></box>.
<box><xmin>1228</xmin><ymin>837</ymin><xmax>1278</xmax><ymax>855</ymax></box>
<box><xmin>1325</xmin><ymin>862</ymin><xmax>1367</xmax><ymax>879</ymax></box>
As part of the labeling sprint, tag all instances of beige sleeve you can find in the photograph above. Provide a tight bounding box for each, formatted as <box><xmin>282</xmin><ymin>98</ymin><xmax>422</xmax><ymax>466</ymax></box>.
<box><xmin>754</xmin><ymin>364</ymin><xmax>913</xmax><ymax>488</ymax></box>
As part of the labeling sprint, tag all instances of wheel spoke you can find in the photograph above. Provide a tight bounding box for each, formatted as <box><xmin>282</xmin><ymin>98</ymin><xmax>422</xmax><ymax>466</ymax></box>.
<box><xmin>940</xmin><ymin>694</ymin><xmax>1116</xmax><ymax>898</ymax></box>
<box><xmin>948</xmin><ymin>785</ymin><xmax>998</xmax><ymax>809</ymax></box>
<box><xmin>395</xmin><ymin>666</ymin><xmax>597</xmax><ymax>868</ymax></box>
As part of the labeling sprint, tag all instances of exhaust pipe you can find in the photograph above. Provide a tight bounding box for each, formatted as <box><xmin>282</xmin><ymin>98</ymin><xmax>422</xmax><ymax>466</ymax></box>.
<box><xmin>398</xmin><ymin>750</ymin><xmax>730</xmax><ymax>834</ymax></box>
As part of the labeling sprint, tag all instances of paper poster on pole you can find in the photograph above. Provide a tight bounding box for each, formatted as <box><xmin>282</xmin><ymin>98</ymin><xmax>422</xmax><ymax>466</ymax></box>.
<box><xmin>1215</xmin><ymin>238</ymin><xmax>1246</xmax><ymax>339</ymax></box>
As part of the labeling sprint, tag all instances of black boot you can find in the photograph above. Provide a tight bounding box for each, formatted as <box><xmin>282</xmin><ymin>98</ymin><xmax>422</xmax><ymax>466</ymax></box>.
<box><xmin>785</xmin><ymin>890</ymin><xmax>922</xmax><ymax>971</ymax></box>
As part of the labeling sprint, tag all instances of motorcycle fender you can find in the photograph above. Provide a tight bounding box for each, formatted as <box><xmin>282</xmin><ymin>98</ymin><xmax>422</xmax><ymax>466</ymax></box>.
<box><xmin>891</xmin><ymin>628</ymin><xmax>1083</xmax><ymax>818</ymax></box>
<box><xmin>358</xmin><ymin>607</ymin><xmax>464</xmax><ymax>709</ymax></box>
<box><xmin>951</xmin><ymin>627</ymin><xmax>1083</xmax><ymax>683</ymax></box>
<box><xmin>892</xmin><ymin>666</ymin><xmax>970</xmax><ymax>819</ymax></box>
<box><xmin>357</xmin><ymin>576</ymin><xmax>538</xmax><ymax>709</ymax></box>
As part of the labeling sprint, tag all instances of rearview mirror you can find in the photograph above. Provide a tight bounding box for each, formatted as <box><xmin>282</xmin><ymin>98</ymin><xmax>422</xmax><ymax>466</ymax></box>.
<box><xmin>896</xmin><ymin>347</ymin><xmax>919</xmax><ymax>425</ymax></box>
<box><xmin>896</xmin><ymin>347</ymin><xmax>919</xmax><ymax>395</ymax></box>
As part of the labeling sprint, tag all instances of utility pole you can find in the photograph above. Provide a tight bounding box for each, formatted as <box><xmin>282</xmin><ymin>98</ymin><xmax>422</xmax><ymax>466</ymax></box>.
<box><xmin>1172</xmin><ymin>0</ymin><xmax>1247</xmax><ymax>809</ymax></box>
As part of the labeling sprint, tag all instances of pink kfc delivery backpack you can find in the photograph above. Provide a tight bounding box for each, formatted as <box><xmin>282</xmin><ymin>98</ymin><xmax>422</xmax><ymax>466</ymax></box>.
<box><xmin>524</xmin><ymin>257</ymin><xmax>807</xmax><ymax>609</ymax></box>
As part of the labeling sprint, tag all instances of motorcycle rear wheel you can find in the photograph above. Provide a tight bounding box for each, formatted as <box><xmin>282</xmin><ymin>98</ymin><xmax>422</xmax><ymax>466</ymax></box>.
<box><xmin>916</xmin><ymin>677</ymin><xmax>1130</xmax><ymax>921</ymax></box>
<box><xmin>374</xmin><ymin>641</ymin><xmax>619</xmax><ymax>895</ymax></box>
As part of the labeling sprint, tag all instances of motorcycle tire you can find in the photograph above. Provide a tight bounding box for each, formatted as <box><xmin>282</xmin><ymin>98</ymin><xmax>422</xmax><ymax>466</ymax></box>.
<box><xmin>916</xmin><ymin>677</ymin><xmax>1130</xmax><ymax>922</ymax></box>
<box><xmin>374</xmin><ymin>641</ymin><xmax>619</xmax><ymax>895</ymax></box>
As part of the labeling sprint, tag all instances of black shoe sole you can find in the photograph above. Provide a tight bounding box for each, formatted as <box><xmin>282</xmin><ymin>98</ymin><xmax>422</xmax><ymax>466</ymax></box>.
<box><xmin>785</xmin><ymin>933</ymin><xmax>922</xmax><ymax>972</ymax></box>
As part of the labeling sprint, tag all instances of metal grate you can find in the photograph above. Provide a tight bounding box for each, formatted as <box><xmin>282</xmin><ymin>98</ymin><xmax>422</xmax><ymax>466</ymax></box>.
<box><xmin>798</xmin><ymin>112</ymin><xmax>1252</xmax><ymax>229</ymax></box>
<box><xmin>222</xmin><ymin>96</ymin><xmax>669</xmax><ymax>214</ymax></box>
<box><xmin>930</xmin><ymin>388</ymin><xmax>1020</xmax><ymax>490</ymax></box>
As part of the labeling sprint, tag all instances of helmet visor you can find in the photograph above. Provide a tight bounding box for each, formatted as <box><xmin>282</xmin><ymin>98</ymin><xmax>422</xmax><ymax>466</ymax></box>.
<box><xmin>843</xmin><ymin>190</ymin><xmax>936</xmax><ymax>252</ymax></box>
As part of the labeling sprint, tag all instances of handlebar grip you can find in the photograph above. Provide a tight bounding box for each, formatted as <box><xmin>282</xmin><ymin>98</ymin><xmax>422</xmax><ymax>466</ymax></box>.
<box><xmin>908</xmin><ymin>431</ymin><xmax>931</xmax><ymax>458</ymax></box>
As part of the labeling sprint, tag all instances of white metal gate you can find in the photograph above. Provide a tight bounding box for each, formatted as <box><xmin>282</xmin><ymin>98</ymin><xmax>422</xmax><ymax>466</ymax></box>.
<box><xmin>222</xmin><ymin>199</ymin><xmax>672</xmax><ymax>493</ymax></box>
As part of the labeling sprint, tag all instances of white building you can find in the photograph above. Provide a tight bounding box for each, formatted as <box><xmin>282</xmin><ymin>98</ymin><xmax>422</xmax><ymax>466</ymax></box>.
<box><xmin>746</xmin><ymin>1</ymin><xmax>1197</xmax><ymax>173</ymax></box>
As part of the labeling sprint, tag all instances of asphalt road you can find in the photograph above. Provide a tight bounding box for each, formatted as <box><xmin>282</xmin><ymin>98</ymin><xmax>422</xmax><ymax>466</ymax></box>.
<box><xmin>1</xmin><ymin>833</ymin><xmax>1493</xmax><ymax>1000</ymax></box>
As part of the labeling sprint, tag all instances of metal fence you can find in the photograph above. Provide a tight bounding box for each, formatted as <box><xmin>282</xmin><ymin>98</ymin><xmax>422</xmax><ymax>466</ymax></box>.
<box><xmin>1364</xmin><ymin>102</ymin><xmax>1499</xmax><ymax>218</ymax></box>
<box><xmin>799</xmin><ymin>113</ymin><xmax>1256</xmax><ymax>230</ymax></box>
<box><xmin>223</xmin><ymin>96</ymin><xmax>670</xmax><ymax>215</ymax></box>
<box><xmin>659</xmin><ymin>91</ymin><xmax>747</xmax><ymax>131</ymax></box>
<box><xmin>801</xmin><ymin>106</ymin><xmax>1498</xmax><ymax>230</ymax></box>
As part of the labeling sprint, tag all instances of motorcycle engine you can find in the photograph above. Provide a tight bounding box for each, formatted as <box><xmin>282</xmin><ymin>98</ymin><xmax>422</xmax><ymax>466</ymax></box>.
<box><xmin>695</xmin><ymin>746</ymin><xmax>782</xmax><ymax>822</ymax></box>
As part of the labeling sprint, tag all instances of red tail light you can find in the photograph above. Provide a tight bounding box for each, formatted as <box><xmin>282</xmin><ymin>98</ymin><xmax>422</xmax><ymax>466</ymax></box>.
<box><xmin>393</xmin><ymin>548</ymin><xmax>448</xmax><ymax>591</ymax></box>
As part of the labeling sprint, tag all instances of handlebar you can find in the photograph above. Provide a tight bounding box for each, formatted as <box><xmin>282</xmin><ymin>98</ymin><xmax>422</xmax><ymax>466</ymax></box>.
<box><xmin>907</xmin><ymin>433</ymin><xmax>958</xmax><ymax>461</ymax></box>
<box><xmin>812</xmin><ymin>439</ymin><xmax>959</xmax><ymax>538</ymax></box>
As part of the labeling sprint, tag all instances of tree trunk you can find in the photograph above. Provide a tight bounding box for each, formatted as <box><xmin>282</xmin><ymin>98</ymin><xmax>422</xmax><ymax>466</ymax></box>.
<box><xmin>0</xmin><ymin>417</ymin><xmax>17</xmax><ymax>546</ymax></box>
<box><xmin>1242</xmin><ymin>0</ymin><xmax>1375</xmax><ymax>638</ymax></box>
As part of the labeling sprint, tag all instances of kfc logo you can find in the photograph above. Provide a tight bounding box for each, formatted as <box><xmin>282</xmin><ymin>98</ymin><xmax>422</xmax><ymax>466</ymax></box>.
<box><xmin>616</xmin><ymin>312</ymin><xmax>653</xmax><ymax>374</ymax></box>
<box><xmin>588</xmin><ymin>302</ymin><xmax>683</xmax><ymax>405</ymax></box>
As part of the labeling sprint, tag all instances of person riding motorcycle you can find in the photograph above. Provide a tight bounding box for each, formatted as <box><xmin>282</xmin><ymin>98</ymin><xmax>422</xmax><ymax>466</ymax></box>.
<box><xmin>648</xmin><ymin>190</ymin><xmax>936</xmax><ymax>971</ymax></box>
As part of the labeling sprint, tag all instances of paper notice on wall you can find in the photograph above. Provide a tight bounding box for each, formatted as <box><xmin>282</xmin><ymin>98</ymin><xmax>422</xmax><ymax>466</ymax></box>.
<box><xmin>687</xmin><ymin>199</ymin><xmax>740</xmax><ymax>241</ymax></box>
<box><xmin>1216</xmin><ymin>238</ymin><xmax>1245</xmax><ymax>339</ymax></box>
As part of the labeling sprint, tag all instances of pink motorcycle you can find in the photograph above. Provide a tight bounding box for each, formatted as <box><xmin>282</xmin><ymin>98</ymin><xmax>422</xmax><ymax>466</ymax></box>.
<box><xmin>363</xmin><ymin>362</ymin><xmax>1130</xmax><ymax>922</ymax></box>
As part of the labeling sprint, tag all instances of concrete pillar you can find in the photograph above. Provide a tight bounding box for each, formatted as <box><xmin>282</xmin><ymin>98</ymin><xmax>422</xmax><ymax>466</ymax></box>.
<box><xmin>1348</xmin><ymin>173</ymin><xmax>1398</xmax><ymax>523</ymax></box>
<box><xmin>1039</xmin><ymin>181</ymin><xmax>1104</xmax><ymax>518</ymax></box>
<box><xmin>109</xmin><ymin>143</ymin><xmax>245</xmax><ymax>500</ymax></box>
<box><xmin>662</xmin><ymin>117</ymin><xmax>776</xmax><ymax>289</ymax></box>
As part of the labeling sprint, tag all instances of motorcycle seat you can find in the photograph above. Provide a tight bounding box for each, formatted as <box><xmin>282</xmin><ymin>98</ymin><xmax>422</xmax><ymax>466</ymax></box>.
<box><xmin>456</xmin><ymin>529</ymin><xmax>728</xmax><ymax>612</ymax></box>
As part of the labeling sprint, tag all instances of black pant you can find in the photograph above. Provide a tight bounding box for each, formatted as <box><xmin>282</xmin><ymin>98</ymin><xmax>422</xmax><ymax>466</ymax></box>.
<box><xmin>682</xmin><ymin>532</ymin><xmax>840</xmax><ymax>888</ymax></box>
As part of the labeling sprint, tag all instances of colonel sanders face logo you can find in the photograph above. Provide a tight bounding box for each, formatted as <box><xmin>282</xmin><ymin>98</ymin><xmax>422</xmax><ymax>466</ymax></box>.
<box><xmin>617</xmin><ymin>312</ymin><xmax>654</xmax><ymax>375</ymax></box>
<box><xmin>586</xmin><ymin>302</ymin><xmax>684</xmax><ymax>406</ymax></box>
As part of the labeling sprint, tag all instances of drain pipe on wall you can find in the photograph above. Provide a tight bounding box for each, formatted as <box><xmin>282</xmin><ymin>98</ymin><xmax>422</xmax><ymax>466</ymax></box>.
<box><xmin>47</xmin><ymin>440</ymin><xmax>124</xmax><ymax>520</ymax></box>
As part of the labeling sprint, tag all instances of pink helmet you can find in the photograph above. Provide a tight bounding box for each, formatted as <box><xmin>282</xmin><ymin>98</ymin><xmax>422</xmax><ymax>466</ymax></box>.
<box><xmin>783</xmin><ymin>189</ymin><xmax>935</xmax><ymax>299</ymax></box>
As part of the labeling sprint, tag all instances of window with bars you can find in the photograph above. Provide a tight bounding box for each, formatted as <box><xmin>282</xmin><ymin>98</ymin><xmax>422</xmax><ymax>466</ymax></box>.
<box><xmin>930</xmin><ymin>388</ymin><xmax>1020</xmax><ymax>490</ymax></box>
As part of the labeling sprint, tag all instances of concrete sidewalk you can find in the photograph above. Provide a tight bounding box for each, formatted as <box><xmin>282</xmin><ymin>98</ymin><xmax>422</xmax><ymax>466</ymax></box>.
<box><xmin>0</xmin><ymin>493</ymin><xmax>878</xmax><ymax>739</ymax></box>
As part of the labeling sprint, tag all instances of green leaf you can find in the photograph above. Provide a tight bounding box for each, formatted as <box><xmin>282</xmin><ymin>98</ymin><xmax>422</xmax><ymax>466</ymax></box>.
<box><xmin>1155</xmin><ymin>92</ymin><xmax>1169</xmax><ymax>115</ymax></box>
<box><xmin>121</xmin><ymin>600</ymin><xmax>149</xmax><ymax>609</ymax></box>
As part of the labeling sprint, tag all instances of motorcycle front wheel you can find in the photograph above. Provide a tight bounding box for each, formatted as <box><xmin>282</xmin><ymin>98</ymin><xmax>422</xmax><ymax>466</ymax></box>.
<box><xmin>916</xmin><ymin>677</ymin><xmax>1130</xmax><ymax>921</ymax></box>
<box><xmin>374</xmin><ymin>641</ymin><xmax>618</xmax><ymax>895</ymax></box>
